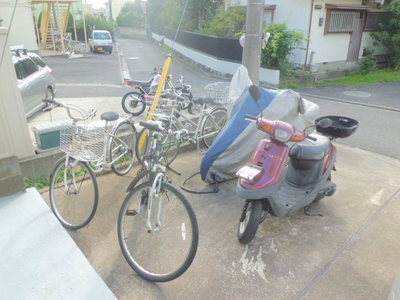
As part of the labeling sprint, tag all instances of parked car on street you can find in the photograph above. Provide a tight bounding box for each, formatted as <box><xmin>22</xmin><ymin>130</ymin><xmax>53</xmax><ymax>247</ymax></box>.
<box><xmin>88</xmin><ymin>30</ymin><xmax>113</xmax><ymax>54</ymax></box>
<box><xmin>12</xmin><ymin>48</ymin><xmax>56</xmax><ymax>118</ymax></box>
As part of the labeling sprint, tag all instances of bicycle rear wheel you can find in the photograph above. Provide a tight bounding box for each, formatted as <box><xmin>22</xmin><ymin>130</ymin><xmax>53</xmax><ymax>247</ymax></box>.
<box><xmin>110</xmin><ymin>121</ymin><xmax>137</xmax><ymax>176</ymax></box>
<box><xmin>200</xmin><ymin>106</ymin><xmax>228</xmax><ymax>148</ymax></box>
<box><xmin>49</xmin><ymin>157</ymin><xmax>98</xmax><ymax>230</ymax></box>
<box><xmin>118</xmin><ymin>181</ymin><xmax>199</xmax><ymax>282</ymax></box>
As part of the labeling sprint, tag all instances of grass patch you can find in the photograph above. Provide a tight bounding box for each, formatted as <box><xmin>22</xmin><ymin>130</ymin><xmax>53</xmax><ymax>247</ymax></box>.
<box><xmin>280</xmin><ymin>82</ymin><xmax>301</xmax><ymax>89</ymax></box>
<box><xmin>317</xmin><ymin>69</ymin><xmax>400</xmax><ymax>86</ymax></box>
<box><xmin>24</xmin><ymin>177</ymin><xmax>50</xmax><ymax>189</ymax></box>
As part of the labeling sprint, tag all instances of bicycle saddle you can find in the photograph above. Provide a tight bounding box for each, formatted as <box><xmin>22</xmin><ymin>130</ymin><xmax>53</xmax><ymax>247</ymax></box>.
<box><xmin>101</xmin><ymin>111</ymin><xmax>119</xmax><ymax>122</ymax></box>
<box><xmin>139</xmin><ymin>120</ymin><xmax>164</xmax><ymax>132</ymax></box>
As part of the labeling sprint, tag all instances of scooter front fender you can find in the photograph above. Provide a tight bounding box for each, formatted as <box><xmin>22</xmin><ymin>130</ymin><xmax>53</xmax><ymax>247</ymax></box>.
<box><xmin>238</xmin><ymin>139</ymin><xmax>289</xmax><ymax>196</ymax></box>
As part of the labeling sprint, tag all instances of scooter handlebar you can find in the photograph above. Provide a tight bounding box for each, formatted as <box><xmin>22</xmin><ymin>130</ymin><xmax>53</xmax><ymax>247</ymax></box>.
<box><xmin>244</xmin><ymin>114</ymin><xmax>258</xmax><ymax>121</ymax></box>
<box><xmin>307</xmin><ymin>135</ymin><xmax>317</xmax><ymax>142</ymax></box>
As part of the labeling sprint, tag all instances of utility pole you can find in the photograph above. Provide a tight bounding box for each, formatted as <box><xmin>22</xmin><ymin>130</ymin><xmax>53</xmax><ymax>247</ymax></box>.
<box><xmin>242</xmin><ymin>0</ymin><xmax>264</xmax><ymax>85</ymax></box>
<box><xmin>109</xmin><ymin>0</ymin><xmax>113</xmax><ymax>22</ymax></box>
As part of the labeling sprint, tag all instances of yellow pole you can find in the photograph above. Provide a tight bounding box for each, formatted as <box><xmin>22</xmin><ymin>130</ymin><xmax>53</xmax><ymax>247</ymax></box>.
<box><xmin>147</xmin><ymin>54</ymin><xmax>172</xmax><ymax>120</ymax></box>
<box><xmin>138</xmin><ymin>54</ymin><xmax>172</xmax><ymax>151</ymax></box>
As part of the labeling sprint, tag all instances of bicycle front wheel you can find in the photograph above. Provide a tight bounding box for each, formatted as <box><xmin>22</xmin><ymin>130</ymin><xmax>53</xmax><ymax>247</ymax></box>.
<box><xmin>122</xmin><ymin>92</ymin><xmax>146</xmax><ymax>116</ymax></box>
<box><xmin>110</xmin><ymin>121</ymin><xmax>137</xmax><ymax>176</ymax></box>
<box><xmin>200</xmin><ymin>106</ymin><xmax>228</xmax><ymax>148</ymax></box>
<box><xmin>118</xmin><ymin>181</ymin><xmax>199</xmax><ymax>282</ymax></box>
<box><xmin>49</xmin><ymin>157</ymin><xmax>98</xmax><ymax>230</ymax></box>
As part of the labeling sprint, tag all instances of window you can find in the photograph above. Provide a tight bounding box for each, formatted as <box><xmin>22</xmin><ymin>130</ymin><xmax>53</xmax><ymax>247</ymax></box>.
<box><xmin>30</xmin><ymin>56</ymin><xmax>47</xmax><ymax>68</ymax></box>
<box><xmin>263</xmin><ymin>5</ymin><xmax>275</xmax><ymax>27</ymax></box>
<box><xmin>364</xmin><ymin>12</ymin><xmax>388</xmax><ymax>31</ymax></box>
<box><xmin>20</xmin><ymin>58</ymin><xmax>38</xmax><ymax>77</ymax></box>
<box><xmin>326</xmin><ymin>10</ymin><xmax>360</xmax><ymax>33</ymax></box>
<box><xmin>14</xmin><ymin>62</ymin><xmax>26</xmax><ymax>80</ymax></box>
<box><xmin>93</xmin><ymin>32</ymin><xmax>111</xmax><ymax>40</ymax></box>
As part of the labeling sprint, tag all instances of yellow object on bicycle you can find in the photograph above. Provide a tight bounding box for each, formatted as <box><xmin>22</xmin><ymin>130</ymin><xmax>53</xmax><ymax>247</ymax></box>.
<box><xmin>138</xmin><ymin>54</ymin><xmax>173</xmax><ymax>152</ymax></box>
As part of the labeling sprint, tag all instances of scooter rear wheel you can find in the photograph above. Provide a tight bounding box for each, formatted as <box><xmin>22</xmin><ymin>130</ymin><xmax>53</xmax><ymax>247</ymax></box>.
<box><xmin>237</xmin><ymin>200</ymin><xmax>263</xmax><ymax>244</ymax></box>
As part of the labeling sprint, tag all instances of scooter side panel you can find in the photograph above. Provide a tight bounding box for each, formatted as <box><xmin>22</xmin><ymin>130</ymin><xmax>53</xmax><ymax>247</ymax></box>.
<box><xmin>238</xmin><ymin>139</ymin><xmax>289</xmax><ymax>191</ymax></box>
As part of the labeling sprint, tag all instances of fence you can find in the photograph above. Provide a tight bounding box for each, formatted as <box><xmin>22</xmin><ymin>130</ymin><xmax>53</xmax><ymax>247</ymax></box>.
<box><xmin>151</xmin><ymin>26</ymin><xmax>243</xmax><ymax>63</ymax></box>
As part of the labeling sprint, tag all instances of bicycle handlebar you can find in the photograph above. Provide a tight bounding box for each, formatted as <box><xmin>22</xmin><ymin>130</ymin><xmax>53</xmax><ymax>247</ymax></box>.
<box><xmin>244</xmin><ymin>114</ymin><xmax>259</xmax><ymax>121</ymax></box>
<box><xmin>42</xmin><ymin>99</ymin><xmax>96</xmax><ymax>122</ymax></box>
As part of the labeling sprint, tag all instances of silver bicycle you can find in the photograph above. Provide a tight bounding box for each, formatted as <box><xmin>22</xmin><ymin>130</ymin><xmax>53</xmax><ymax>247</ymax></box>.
<box><xmin>45</xmin><ymin>99</ymin><xmax>137</xmax><ymax>229</ymax></box>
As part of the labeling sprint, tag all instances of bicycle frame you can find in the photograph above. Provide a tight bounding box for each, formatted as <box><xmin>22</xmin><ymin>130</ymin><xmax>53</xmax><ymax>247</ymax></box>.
<box><xmin>88</xmin><ymin>119</ymin><xmax>132</xmax><ymax>172</ymax></box>
<box><xmin>161</xmin><ymin>104</ymin><xmax>224</xmax><ymax>152</ymax></box>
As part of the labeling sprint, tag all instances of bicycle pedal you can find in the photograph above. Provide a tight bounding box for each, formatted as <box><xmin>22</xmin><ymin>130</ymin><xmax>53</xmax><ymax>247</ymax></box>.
<box><xmin>126</xmin><ymin>209</ymin><xmax>137</xmax><ymax>216</ymax></box>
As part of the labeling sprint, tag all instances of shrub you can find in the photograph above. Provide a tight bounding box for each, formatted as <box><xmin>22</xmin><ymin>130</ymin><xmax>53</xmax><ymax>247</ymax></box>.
<box><xmin>261</xmin><ymin>23</ymin><xmax>305</xmax><ymax>74</ymax></box>
<box><xmin>371</xmin><ymin>0</ymin><xmax>400</xmax><ymax>69</ymax></box>
<box><xmin>359</xmin><ymin>47</ymin><xmax>376</xmax><ymax>74</ymax></box>
<box><xmin>199</xmin><ymin>6</ymin><xmax>246</xmax><ymax>38</ymax></box>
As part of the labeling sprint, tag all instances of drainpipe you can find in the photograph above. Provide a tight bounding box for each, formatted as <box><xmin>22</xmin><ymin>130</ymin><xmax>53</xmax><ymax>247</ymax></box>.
<box><xmin>304</xmin><ymin>0</ymin><xmax>315</xmax><ymax>70</ymax></box>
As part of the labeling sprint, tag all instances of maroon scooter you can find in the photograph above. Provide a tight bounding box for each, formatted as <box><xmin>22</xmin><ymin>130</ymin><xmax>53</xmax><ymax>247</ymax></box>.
<box><xmin>236</xmin><ymin>85</ymin><xmax>358</xmax><ymax>244</ymax></box>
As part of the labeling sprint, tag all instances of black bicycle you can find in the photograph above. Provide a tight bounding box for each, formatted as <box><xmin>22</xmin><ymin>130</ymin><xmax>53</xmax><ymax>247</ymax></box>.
<box><xmin>117</xmin><ymin>121</ymin><xmax>199</xmax><ymax>282</ymax></box>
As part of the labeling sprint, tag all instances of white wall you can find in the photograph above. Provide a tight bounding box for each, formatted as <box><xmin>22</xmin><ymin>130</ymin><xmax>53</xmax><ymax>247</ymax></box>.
<box><xmin>0</xmin><ymin>0</ymin><xmax>38</xmax><ymax>51</ymax></box>
<box><xmin>230</xmin><ymin>0</ymin><xmax>388</xmax><ymax>66</ymax></box>
<box><xmin>308</xmin><ymin>0</ymin><xmax>388</xmax><ymax>64</ymax></box>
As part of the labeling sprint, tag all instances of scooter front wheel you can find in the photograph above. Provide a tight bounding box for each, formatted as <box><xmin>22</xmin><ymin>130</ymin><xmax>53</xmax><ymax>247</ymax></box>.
<box><xmin>237</xmin><ymin>200</ymin><xmax>263</xmax><ymax>244</ymax></box>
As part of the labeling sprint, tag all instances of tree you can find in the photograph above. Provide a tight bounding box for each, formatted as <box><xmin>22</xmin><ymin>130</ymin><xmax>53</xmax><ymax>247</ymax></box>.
<box><xmin>199</xmin><ymin>6</ymin><xmax>246</xmax><ymax>38</ymax></box>
<box><xmin>116</xmin><ymin>1</ymin><xmax>144</xmax><ymax>28</ymax></box>
<box><xmin>371</xmin><ymin>0</ymin><xmax>400</xmax><ymax>69</ymax></box>
<box><xmin>66</xmin><ymin>15</ymin><xmax>115</xmax><ymax>41</ymax></box>
<box><xmin>146</xmin><ymin>0</ymin><xmax>222</xmax><ymax>31</ymax></box>
<box><xmin>261</xmin><ymin>23</ymin><xmax>305</xmax><ymax>73</ymax></box>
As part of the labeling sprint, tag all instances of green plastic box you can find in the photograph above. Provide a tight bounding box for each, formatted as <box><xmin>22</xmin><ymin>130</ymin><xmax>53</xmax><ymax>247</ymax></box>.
<box><xmin>32</xmin><ymin>120</ymin><xmax>72</xmax><ymax>153</ymax></box>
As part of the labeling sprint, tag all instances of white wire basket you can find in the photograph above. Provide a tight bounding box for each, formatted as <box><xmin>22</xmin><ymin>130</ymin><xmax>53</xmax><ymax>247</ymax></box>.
<box><xmin>148</xmin><ymin>96</ymin><xmax>179</xmax><ymax>119</ymax></box>
<box><xmin>204</xmin><ymin>82</ymin><xmax>231</xmax><ymax>105</ymax></box>
<box><xmin>60</xmin><ymin>122</ymin><xmax>111</xmax><ymax>162</ymax></box>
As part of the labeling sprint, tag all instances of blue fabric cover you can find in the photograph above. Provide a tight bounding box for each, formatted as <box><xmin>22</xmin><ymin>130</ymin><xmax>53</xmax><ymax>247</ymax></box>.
<box><xmin>200</xmin><ymin>87</ymin><xmax>278</xmax><ymax>181</ymax></box>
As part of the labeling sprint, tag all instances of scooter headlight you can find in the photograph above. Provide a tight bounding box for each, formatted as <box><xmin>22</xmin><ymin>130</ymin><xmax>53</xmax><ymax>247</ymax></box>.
<box><xmin>274</xmin><ymin>129</ymin><xmax>292</xmax><ymax>143</ymax></box>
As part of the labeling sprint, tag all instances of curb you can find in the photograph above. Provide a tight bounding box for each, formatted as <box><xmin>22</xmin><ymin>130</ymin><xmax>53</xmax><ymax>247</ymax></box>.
<box><xmin>299</xmin><ymin>92</ymin><xmax>400</xmax><ymax>112</ymax></box>
<box><xmin>116</xmin><ymin>42</ymin><xmax>131</xmax><ymax>84</ymax></box>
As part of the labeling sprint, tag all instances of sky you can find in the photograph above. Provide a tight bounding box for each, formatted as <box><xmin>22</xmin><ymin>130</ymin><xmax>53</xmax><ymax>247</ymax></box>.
<box><xmin>84</xmin><ymin>0</ymin><xmax>107</xmax><ymax>9</ymax></box>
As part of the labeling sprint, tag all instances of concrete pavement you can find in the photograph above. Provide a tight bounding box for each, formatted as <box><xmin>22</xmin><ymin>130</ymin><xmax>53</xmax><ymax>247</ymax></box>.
<box><xmin>35</xmin><ymin>144</ymin><xmax>400</xmax><ymax>300</ymax></box>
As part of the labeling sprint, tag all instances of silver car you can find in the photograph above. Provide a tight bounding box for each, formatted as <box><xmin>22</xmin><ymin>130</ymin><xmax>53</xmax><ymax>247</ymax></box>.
<box><xmin>12</xmin><ymin>49</ymin><xmax>56</xmax><ymax>118</ymax></box>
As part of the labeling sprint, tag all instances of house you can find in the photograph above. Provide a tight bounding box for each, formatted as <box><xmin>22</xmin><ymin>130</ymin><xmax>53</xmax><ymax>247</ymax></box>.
<box><xmin>225</xmin><ymin>0</ymin><xmax>389</xmax><ymax>71</ymax></box>
<box><xmin>0</xmin><ymin>0</ymin><xmax>38</xmax><ymax>51</ymax></box>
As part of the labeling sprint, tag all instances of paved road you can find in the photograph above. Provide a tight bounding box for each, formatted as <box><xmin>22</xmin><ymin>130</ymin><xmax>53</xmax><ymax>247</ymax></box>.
<box><xmin>42</xmin><ymin>52</ymin><xmax>129</xmax><ymax>98</ymax></box>
<box><xmin>296</xmin><ymin>82</ymin><xmax>400</xmax><ymax>110</ymax></box>
<box><xmin>300</xmin><ymin>95</ymin><xmax>400</xmax><ymax>160</ymax></box>
<box><xmin>40</xmin><ymin>34</ymin><xmax>400</xmax><ymax>160</ymax></box>
<box><xmin>117</xmin><ymin>36</ymin><xmax>227</xmax><ymax>97</ymax></box>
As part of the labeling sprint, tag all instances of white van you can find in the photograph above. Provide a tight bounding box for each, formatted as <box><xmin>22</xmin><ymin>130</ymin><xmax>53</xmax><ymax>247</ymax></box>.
<box><xmin>89</xmin><ymin>30</ymin><xmax>113</xmax><ymax>54</ymax></box>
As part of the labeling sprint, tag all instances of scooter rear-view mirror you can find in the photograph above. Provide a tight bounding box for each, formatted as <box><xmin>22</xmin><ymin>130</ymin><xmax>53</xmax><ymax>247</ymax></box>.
<box><xmin>249</xmin><ymin>85</ymin><xmax>261</xmax><ymax>101</ymax></box>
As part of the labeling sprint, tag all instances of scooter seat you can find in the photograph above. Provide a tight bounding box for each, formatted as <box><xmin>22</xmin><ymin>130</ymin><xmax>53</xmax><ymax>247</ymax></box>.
<box><xmin>289</xmin><ymin>134</ymin><xmax>330</xmax><ymax>161</ymax></box>
<box><xmin>125</xmin><ymin>79</ymin><xmax>153</xmax><ymax>87</ymax></box>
